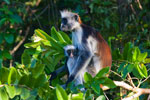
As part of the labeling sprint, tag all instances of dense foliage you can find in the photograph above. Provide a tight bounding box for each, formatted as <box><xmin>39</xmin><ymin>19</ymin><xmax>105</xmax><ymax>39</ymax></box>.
<box><xmin>0</xmin><ymin>0</ymin><xmax>150</xmax><ymax>100</ymax></box>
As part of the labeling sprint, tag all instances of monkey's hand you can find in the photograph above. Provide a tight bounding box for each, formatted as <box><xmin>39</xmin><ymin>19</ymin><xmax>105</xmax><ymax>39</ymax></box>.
<box><xmin>49</xmin><ymin>72</ymin><xmax>57</xmax><ymax>85</ymax></box>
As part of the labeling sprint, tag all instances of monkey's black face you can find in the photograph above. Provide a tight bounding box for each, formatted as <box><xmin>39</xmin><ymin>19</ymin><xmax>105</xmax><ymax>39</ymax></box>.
<box><xmin>60</xmin><ymin>17</ymin><xmax>72</xmax><ymax>31</ymax></box>
<box><xmin>66</xmin><ymin>49</ymin><xmax>77</xmax><ymax>57</ymax></box>
<box><xmin>60</xmin><ymin>15</ymin><xmax>80</xmax><ymax>32</ymax></box>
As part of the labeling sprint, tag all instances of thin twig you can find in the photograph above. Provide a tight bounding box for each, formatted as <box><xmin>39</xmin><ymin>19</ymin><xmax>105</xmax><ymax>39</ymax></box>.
<box><xmin>141</xmin><ymin>75</ymin><xmax>150</xmax><ymax>85</ymax></box>
<box><xmin>36</xmin><ymin>5</ymin><xmax>48</xmax><ymax>18</ymax></box>
<box><xmin>10</xmin><ymin>27</ymin><xmax>30</xmax><ymax>55</ymax></box>
<box><xmin>127</xmin><ymin>73</ymin><xmax>135</xmax><ymax>88</ymax></box>
<box><xmin>103</xmin><ymin>91</ymin><xmax>109</xmax><ymax>100</ymax></box>
<box><xmin>136</xmin><ymin>0</ymin><xmax>143</xmax><ymax>10</ymax></box>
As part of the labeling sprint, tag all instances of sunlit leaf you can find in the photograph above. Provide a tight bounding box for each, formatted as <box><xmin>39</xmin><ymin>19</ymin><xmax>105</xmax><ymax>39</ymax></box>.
<box><xmin>96</xmin><ymin>95</ymin><xmax>105</xmax><ymax>100</ymax></box>
<box><xmin>0</xmin><ymin>87</ymin><xmax>9</xmax><ymax>100</ymax></box>
<box><xmin>56</xmin><ymin>85</ymin><xmax>68</xmax><ymax>100</ymax></box>
<box><xmin>95</xmin><ymin>67</ymin><xmax>109</xmax><ymax>78</ymax></box>
<box><xmin>21</xmin><ymin>51</ymin><xmax>31</xmax><ymax>66</ymax></box>
<box><xmin>84</xmin><ymin>72</ymin><xmax>93</xmax><ymax>83</ymax></box>
<box><xmin>20</xmin><ymin>88</ymin><xmax>30</xmax><ymax>99</ymax></box>
<box><xmin>5</xmin><ymin>85</ymin><xmax>16</xmax><ymax>98</ymax></box>
<box><xmin>71</xmin><ymin>93</ymin><xmax>84</xmax><ymax>100</ymax></box>
<box><xmin>8</xmin><ymin>67</ymin><xmax>17</xmax><ymax>85</ymax></box>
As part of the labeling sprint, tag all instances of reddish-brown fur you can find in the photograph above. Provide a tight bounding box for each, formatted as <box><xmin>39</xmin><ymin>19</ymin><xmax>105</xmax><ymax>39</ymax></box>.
<box><xmin>97</xmin><ymin>33</ymin><xmax>112</xmax><ymax>69</ymax></box>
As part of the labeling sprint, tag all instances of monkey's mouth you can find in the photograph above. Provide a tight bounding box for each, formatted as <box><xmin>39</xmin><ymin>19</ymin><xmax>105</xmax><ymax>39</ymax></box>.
<box><xmin>60</xmin><ymin>25</ymin><xmax>72</xmax><ymax>32</ymax></box>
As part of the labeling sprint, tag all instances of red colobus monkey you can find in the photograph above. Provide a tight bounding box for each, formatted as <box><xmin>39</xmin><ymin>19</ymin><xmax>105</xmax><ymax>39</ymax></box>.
<box><xmin>50</xmin><ymin>10</ymin><xmax>112</xmax><ymax>88</ymax></box>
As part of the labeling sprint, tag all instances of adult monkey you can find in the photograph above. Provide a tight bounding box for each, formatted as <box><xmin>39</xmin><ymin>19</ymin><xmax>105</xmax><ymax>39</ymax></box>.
<box><xmin>50</xmin><ymin>10</ymin><xmax>112</xmax><ymax>88</ymax></box>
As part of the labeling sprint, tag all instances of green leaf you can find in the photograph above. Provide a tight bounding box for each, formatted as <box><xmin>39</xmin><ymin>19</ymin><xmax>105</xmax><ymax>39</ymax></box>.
<box><xmin>122</xmin><ymin>64</ymin><xmax>129</xmax><ymax>79</ymax></box>
<box><xmin>43</xmin><ymin>57</ymin><xmax>54</xmax><ymax>72</ymax></box>
<box><xmin>4</xmin><ymin>34</ymin><xmax>14</xmax><ymax>44</ymax></box>
<box><xmin>96</xmin><ymin>95</ymin><xmax>105</xmax><ymax>100</ymax></box>
<box><xmin>85</xmin><ymin>89</ymin><xmax>94</xmax><ymax>100</ymax></box>
<box><xmin>3</xmin><ymin>50</ymin><xmax>12</xmax><ymax>59</ymax></box>
<box><xmin>53</xmin><ymin>54</ymin><xmax>64</xmax><ymax>67</ymax></box>
<box><xmin>137</xmin><ymin>52</ymin><xmax>147</xmax><ymax>62</ymax></box>
<box><xmin>91</xmin><ymin>82</ymin><xmax>101</xmax><ymax>94</ymax></box>
<box><xmin>24</xmin><ymin>42</ymin><xmax>41</xmax><ymax>48</ymax></box>
<box><xmin>118</xmin><ymin>62</ymin><xmax>126</xmax><ymax>72</ymax></box>
<box><xmin>102</xmin><ymin>78</ymin><xmax>116</xmax><ymax>88</ymax></box>
<box><xmin>145</xmin><ymin>58</ymin><xmax>150</xmax><ymax>63</ymax></box>
<box><xmin>51</xmin><ymin>26</ymin><xmax>60</xmax><ymax>41</ymax></box>
<box><xmin>140</xmin><ymin>64</ymin><xmax>148</xmax><ymax>77</ymax></box>
<box><xmin>56</xmin><ymin>85</ymin><xmax>68</xmax><ymax>100</ymax></box>
<box><xmin>0</xmin><ymin>33</ymin><xmax>3</xmax><ymax>44</ymax></box>
<box><xmin>0</xmin><ymin>18</ymin><xmax>6</xmax><ymax>26</ymax></box>
<box><xmin>15</xmin><ymin>87</ymin><xmax>22</xmax><ymax>95</ymax></box>
<box><xmin>54</xmin><ymin>30</ymin><xmax>66</xmax><ymax>43</ymax></box>
<box><xmin>5</xmin><ymin>85</ymin><xmax>16</xmax><ymax>98</ymax></box>
<box><xmin>8</xmin><ymin>67</ymin><xmax>17</xmax><ymax>85</ymax></box>
<box><xmin>10</xmin><ymin>14</ymin><xmax>22</xmax><ymax>24</ymax></box>
<box><xmin>32</xmin><ymin>62</ymin><xmax>45</xmax><ymax>78</ymax></box>
<box><xmin>18</xmin><ymin>75</ymin><xmax>29</xmax><ymax>85</ymax></box>
<box><xmin>132</xmin><ymin>64</ymin><xmax>144</xmax><ymax>79</ymax></box>
<box><xmin>71</xmin><ymin>93</ymin><xmax>84</xmax><ymax>100</ymax></box>
<box><xmin>127</xmin><ymin>64</ymin><xmax>134</xmax><ymax>73</ymax></box>
<box><xmin>34</xmin><ymin>74</ymin><xmax>47</xmax><ymax>88</ymax></box>
<box><xmin>20</xmin><ymin>88</ymin><xmax>30</xmax><ymax>99</ymax></box>
<box><xmin>21</xmin><ymin>51</ymin><xmax>31</xmax><ymax>66</ymax></box>
<box><xmin>0</xmin><ymin>59</ymin><xmax>2</xmax><ymax>69</ymax></box>
<box><xmin>132</xmin><ymin>47</ymin><xmax>138</xmax><ymax>62</ymax></box>
<box><xmin>84</xmin><ymin>72</ymin><xmax>93</xmax><ymax>83</ymax></box>
<box><xmin>26</xmin><ymin>75</ymin><xmax>35</xmax><ymax>88</ymax></box>
<box><xmin>58</xmin><ymin>31</ymin><xmax>71</xmax><ymax>44</ymax></box>
<box><xmin>0</xmin><ymin>87</ymin><xmax>9</xmax><ymax>100</ymax></box>
<box><xmin>112</xmin><ymin>48</ymin><xmax>122</xmax><ymax>60</ymax></box>
<box><xmin>35</xmin><ymin>29</ymin><xmax>63</xmax><ymax>52</ymax></box>
<box><xmin>123</xmin><ymin>42</ymin><xmax>133</xmax><ymax>60</ymax></box>
<box><xmin>0</xmin><ymin>67</ymin><xmax>9</xmax><ymax>83</ymax></box>
<box><xmin>95</xmin><ymin>67</ymin><xmax>109</xmax><ymax>78</ymax></box>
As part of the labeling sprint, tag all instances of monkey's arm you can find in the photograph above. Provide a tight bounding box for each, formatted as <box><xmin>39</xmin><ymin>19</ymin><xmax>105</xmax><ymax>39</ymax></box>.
<box><xmin>49</xmin><ymin>64</ymin><xmax>69</xmax><ymax>86</ymax></box>
<box><xmin>66</xmin><ymin>50</ymin><xmax>93</xmax><ymax>85</ymax></box>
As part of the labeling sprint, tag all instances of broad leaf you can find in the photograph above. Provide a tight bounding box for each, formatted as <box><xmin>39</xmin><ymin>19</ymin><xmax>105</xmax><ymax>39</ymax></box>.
<box><xmin>56</xmin><ymin>85</ymin><xmax>68</xmax><ymax>100</ymax></box>
<box><xmin>84</xmin><ymin>72</ymin><xmax>93</xmax><ymax>83</ymax></box>
<box><xmin>21</xmin><ymin>52</ymin><xmax>31</xmax><ymax>66</ymax></box>
<box><xmin>0</xmin><ymin>87</ymin><xmax>9</xmax><ymax>100</ymax></box>
<box><xmin>8</xmin><ymin>67</ymin><xmax>17</xmax><ymax>85</ymax></box>
<box><xmin>4</xmin><ymin>33</ymin><xmax>14</xmax><ymax>44</ymax></box>
<box><xmin>118</xmin><ymin>62</ymin><xmax>126</xmax><ymax>72</ymax></box>
<box><xmin>5</xmin><ymin>85</ymin><xmax>16</xmax><ymax>98</ymax></box>
<box><xmin>20</xmin><ymin>88</ymin><xmax>30</xmax><ymax>99</ymax></box>
<box><xmin>96</xmin><ymin>95</ymin><xmax>105</xmax><ymax>100</ymax></box>
<box><xmin>95</xmin><ymin>67</ymin><xmax>109</xmax><ymax>78</ymax></box>
<box><xmin>71</xmin><ymin>93</ymin><xmax>84</xmax><ymax>100</ymax></box>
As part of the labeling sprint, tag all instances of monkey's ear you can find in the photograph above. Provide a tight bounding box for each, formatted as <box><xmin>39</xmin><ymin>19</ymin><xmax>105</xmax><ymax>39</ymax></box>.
<box><xmin>74</xmin><ymin>14</ymin><xmax>79</xmax><ymax>21</ymax></box>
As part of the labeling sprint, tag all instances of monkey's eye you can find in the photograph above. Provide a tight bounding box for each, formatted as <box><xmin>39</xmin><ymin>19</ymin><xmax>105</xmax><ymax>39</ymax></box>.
<box><xmin>62</xmin><ymin>18</ymin><xmax>67</xmax><ymax>25</ymax></box>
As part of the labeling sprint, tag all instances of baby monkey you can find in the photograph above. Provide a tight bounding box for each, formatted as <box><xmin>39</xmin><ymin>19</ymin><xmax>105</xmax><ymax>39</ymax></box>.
<box><xmin>64</xmin><ymin>45</ymin><xmax>85</xmax><ymax>87</ymax></box>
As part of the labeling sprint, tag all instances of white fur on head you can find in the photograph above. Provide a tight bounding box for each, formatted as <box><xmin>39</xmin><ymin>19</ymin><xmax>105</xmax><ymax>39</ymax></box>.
<box><xmin>63</xmin><ymin>45</ymin><xmax>76</xmax><ymax>50</ymax></box>
<box><xmin>60</xmin><ymin>10</ymin><xmax>75</xmax><ymax>18</ymax></box>
<box><xmin>60</xmin><ymin>10</ymin><xmax>81</xmax><ymax>31</ymax></box>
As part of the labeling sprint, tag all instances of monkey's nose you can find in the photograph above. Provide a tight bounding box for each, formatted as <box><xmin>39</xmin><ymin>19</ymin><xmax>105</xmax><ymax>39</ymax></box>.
<box><xmin>70</xmin><ymin>53</ymin><xmax>73</xmax><ymax>57</ymax></box>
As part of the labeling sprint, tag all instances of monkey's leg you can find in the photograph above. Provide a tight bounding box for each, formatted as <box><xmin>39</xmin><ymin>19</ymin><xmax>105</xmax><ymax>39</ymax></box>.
<box><xmin>66</xmin><ymin>51</ymin><xmax>93</xmax><ymax>86</ymax></box>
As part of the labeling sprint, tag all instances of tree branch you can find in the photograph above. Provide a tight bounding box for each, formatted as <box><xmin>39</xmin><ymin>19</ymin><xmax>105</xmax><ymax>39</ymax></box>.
<box><xmin>10</xmin><ymin>26</ymin><xmax>30</xmax><ymax>55</ymax></box>
<box><xmin>102</xmin><ymin>81</ymin><xmax>150</xmax><ymax>100</ymax></box>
